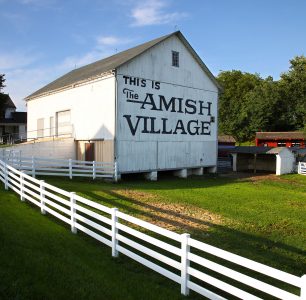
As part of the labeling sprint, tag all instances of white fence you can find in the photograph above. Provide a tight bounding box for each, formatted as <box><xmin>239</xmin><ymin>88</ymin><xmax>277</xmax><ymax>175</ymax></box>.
<box><xmin>0</xmin><ymin>159</ymin><xmax>304</xmax><ymax>299</ymax></box>
<box><xmin>0</xmin><ymin>152</ymin><xmax>117</xmax><ymax>181</ymax></box>
<box><xmin>298</xmin><ymin>162</ymin><xmax>306</xmax><ymax>175</ymax></box>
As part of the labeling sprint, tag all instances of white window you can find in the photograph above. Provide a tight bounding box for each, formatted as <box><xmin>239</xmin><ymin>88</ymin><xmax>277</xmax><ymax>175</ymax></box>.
<box><xmin>56</xmin><ymin>110</ymin><xmax>71</xmax><ymax>136</ymax></box>
<box><xmin>37</xmin><ymin>118</ymin><xmax>44</xmax><ymax>138</ymax></box>
<box><xmin>172</xmin><ymin>51</ymin><xmax>179</xmax><ymax>67</ymax></box>
<box><xmin>50</xmin><ymin>116</ymin><xmax>54</xmax><ymax>137</ymax></box>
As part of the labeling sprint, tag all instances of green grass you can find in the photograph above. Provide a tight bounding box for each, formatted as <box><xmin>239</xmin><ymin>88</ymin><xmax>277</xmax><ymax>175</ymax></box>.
<box><xmin>1</xmin><ymin>173</ymin><xmax>305</xmax><ymax>299</ymax></box>
<box><xmin>0</xmin><ymin>185</ymin><xmax>192</xmax><ymax>300</ymax></box>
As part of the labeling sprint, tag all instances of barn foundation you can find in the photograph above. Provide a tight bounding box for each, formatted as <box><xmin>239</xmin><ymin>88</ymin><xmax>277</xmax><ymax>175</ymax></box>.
<box><xmin>173</xmin><ymin>168</ymin><xmax>188</xmax><ymax>178</ymax></box>
<box><xmin>144</xmin><ymin>171</ymin><xmax>158</xmax><ymax>181</ymax></box>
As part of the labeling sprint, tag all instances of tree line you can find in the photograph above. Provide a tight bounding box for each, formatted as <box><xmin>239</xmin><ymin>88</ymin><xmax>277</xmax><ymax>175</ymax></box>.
<box><xmin>217</xmin><ymin>55</ymin><xmax>306</xmax><ymax>143</ymax></box>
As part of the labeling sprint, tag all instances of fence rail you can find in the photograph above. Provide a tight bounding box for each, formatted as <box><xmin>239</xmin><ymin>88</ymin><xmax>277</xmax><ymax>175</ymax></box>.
<box><xmin>0</xmin><ymin>152</ymin><xmax>117</xmax><ymax>181</ymax></box>
<box><xmin>298</xmin><ymin>162</ymin><xmax>306</xmax><ymax>175</ymax></box>
<box><xmin>0</xmin><ymin>159</ymin><xmax>304</xmax><ymax>299</ymax></box>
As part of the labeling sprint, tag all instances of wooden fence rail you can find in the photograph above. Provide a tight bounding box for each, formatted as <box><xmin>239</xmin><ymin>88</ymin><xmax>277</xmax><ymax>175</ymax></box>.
<box><xmin>0</xmin><ymin>159</ymin><xmax>304</xmax><ymax>299</ymax></box>
<box><xmin>0</xmin><ymin>154</ymin><xmax>117</xmax><ymax>181</ymax></box>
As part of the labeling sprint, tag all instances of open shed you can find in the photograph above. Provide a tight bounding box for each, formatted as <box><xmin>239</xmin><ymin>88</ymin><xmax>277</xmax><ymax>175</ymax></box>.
<box><xmin>229</xmin><ymin>146</ymin><xmax>295</xmax><ymax>175</ymax></box>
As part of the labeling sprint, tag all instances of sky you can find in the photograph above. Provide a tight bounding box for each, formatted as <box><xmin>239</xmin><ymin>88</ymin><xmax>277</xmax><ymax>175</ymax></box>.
<box><xmin>1</xmin><ymin>0</ymin><xmax>306</xmax><ymax>111</ymax></box>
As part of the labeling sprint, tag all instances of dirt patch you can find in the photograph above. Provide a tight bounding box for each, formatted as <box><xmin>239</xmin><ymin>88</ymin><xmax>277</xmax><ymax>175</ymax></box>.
<box><xmin>220</xmin><ymin>172</ymin><xmax>299</xmax><ymax>184</ymax></box>
<box><xmin>114</xmin><ymin>189</ymin><xmax>223</xmax><ymax>234</ymax></box>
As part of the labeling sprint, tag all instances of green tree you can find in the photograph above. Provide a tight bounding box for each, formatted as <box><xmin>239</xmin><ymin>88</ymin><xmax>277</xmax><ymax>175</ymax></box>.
<box><xmin>217</xmin><ymin>70</ymin><xmax>262</xmax><ymax>143</ymax></box>
<box><xmin>0</xmin><ymin>74</ymin><xmax>5</xmax><ymax>93</ymax></box>
<box><xmin>278</xmin><ymin>55</ymin><xmax>306</xmax><ymax>130</ymax></box>
<box><xmin>0</xmin><ymin>74</ymin><xmax>6</xmax><ymax>114</ymax></box>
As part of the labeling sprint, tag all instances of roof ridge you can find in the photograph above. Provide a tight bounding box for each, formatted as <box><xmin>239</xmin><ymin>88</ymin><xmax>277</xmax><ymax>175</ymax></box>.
<box><xmin>26</xmin><ymin>31</ymin><xmax>220</xmax><ymax>100</ymax></box>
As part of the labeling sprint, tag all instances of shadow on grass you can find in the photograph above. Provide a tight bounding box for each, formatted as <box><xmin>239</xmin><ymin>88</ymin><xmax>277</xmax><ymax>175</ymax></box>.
<box><xmin>43</xmin><ymin>174</ymin><xmax>306</xmax><ymax>277</ymax></box>
<box><xmin>78</xmin><ymin>188</ymin><xmax>305</xmax><ymax>278</ymax></box>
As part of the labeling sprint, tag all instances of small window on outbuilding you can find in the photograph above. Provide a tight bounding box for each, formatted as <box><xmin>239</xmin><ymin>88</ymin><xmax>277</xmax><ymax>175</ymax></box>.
<box><xmin>172</xmin><ymin>51</ymin><xmax>179</xmax><ymax>67</ymax></box>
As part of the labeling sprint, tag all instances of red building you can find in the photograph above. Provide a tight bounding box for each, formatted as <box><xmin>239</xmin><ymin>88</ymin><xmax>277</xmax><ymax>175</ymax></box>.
<box><xmin>255</xmin><ymin>132</ymin><xmax>306</xmax><ymax>148</ymax></box>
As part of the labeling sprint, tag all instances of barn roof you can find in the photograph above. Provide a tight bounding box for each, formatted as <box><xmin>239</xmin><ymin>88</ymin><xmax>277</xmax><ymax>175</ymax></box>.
<box><xmin>256</xmin><ymin>131</ymin><xmax>306</xmax><ymax>140</ymax></box>
<box><xmin>26</xmin><ymin>31</ymin><xmax>221</xmax><ymax>100</ymax></box>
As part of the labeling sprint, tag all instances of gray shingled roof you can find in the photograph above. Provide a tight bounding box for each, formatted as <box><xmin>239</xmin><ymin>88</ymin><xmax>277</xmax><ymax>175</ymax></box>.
<box><xmin>229</xmin><ymin>146</ymin><xmax>291</xmax><ymax>155</ymax></box>
<box><xmin>256</xmin><ymin>131</ymin><xmax>306</xmax><ymax>140</ymax></box>
<box><xmin>26</xmin><ymin>31</ymin><xmax>221</xmax><ymax>100</ymax></box>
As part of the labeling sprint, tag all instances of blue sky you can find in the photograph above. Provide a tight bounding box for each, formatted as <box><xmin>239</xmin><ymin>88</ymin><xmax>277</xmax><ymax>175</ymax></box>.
<box><xmin>1</xmin><ymin>0</ymin><xmax>306</xmax><ymax>111</ymax></box>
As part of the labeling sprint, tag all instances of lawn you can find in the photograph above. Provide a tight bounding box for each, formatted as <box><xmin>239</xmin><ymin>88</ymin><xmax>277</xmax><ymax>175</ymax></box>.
<box><xmin>0</xmin><ymin>173</ymin><xmax>305</xmax><ymax>299</ymax></box>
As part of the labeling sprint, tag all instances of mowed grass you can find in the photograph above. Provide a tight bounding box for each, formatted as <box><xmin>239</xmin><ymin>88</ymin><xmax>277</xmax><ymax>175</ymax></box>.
<box><xmin>0</xmin><ymin>173</ymin><xmax>305</xmax><ymax>299</ymax></box>
<box><xmin>0</xmin><ymin>185</ymin><xmax>191</xmax><ymax>300</ymax></box>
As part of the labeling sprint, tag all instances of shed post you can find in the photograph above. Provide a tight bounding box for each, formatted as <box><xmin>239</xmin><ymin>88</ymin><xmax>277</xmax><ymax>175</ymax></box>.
<box><xmin>231</xmin><ymin>153</ymin><xmax>237</xmax><ymax>172</ymax></box>
<box><xmin>253</xmin><ymin>154</ymin><xmax>257</xmax><ymax>174</ymax></box>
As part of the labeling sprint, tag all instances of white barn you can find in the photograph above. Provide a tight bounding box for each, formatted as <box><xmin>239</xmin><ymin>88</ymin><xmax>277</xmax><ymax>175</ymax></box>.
<box><xmin>25</xmin><ymin>31</ymin><xmax>221</xmax><ymax>179</ymax></box>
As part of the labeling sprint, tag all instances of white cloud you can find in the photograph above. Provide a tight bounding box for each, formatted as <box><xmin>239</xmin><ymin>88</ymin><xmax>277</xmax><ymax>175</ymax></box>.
<box><xmin>96</xmin><ymin>35</ymin><xmax>134</xmax><ymax>47</ymax></box>
<box><xmin>130</xmin><ymin>0</ymin><xmax>186</xmax><ymax>27</ymax></box>
<box><xmin>97</xmin><ymin>36</ymin><xmax>121</xmax><ymax>46</ymax></box>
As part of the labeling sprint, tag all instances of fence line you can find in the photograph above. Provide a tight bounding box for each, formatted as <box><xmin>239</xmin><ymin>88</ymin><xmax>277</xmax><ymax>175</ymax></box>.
<box><xmin>0</xmin><ymin>159</ymin><xmax>304</xmax><ymax>299</ymax></box>
<box><xmin>298</xmin><ymin>162</ymin><xmax>306</xmax><ymax>175</ymax></box>
<box><xmin>0</xmin><ymin>152</ymin><xmax>116</xmax><ymax>181</ymax></box>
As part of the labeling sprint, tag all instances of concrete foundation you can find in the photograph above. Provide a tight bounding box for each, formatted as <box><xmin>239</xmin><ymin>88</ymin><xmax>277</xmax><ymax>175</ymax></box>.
<box><xmin>207</xmin><ymin>166</ymin><xmax>217</xmax><ymax>173</ymax></box>
<box><xmin>192</xmin><ymin>167</ymin><xmax>203</xmax><ymax>175</ymax></box>
<box><xmin>173</xmin><ymin>168</ymin><xmax>188</xmax><ymax>178</ymax></box>
<box><xmin>144</xmin><ymin>171</ymin><xmax>158</xmax><ymax>181</ymax></box>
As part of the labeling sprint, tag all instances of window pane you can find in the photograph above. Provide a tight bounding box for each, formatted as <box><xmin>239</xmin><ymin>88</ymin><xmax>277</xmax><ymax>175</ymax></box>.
<box><xmin>172</xmin><ymin>51</ymin><xmax>179</xmax><ymax>67</ymax></box>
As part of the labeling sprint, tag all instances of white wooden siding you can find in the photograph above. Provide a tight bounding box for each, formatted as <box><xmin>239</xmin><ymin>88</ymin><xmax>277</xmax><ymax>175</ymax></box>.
<box><xmin>27</xmin><ymin>75</ymin><xmax>116</xmax><ymax>141</ymax></box>
<box><xmin>116</xmin><ymin>35</ymin><xmax>218</xmax><ymax>173</ymax></box>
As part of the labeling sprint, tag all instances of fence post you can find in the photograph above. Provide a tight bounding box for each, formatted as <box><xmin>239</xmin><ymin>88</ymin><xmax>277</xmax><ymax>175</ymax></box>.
<box><xmin>301</xmin><ymin>275</ymin><xmax>306</xmax><ymax>299</ymax></box>
<box><xmin>32</xmin><ymin>156</ymin><xmax>36</xmax><ymax>178</ymax></box>
<box><xmin>114</xmin><ymin>161</ymin><xmax>118</xmax><ymax>182</ymax></box>
<box><xmin>111</xmin><ymin>208</ymin><xmax>119</xmax><ymax>257</ymax></box>
<box><xmin>93</xmin><ymin>161</ymin><xmax>96</xmax><ymax>180</ymax></box>
<box><xmin>70</xmin><ymin>192</ymin><xmax>77</xmax><ymax>234</ymax></box>
<box><xmin>40</xmin><ymin>180</ymin><xmax>46</xmax><ymax>215</ymax></box>
<box><xmin>20</xmin><ymin>171</ymin><xmax>25</xmax><ymax>201</ymax></box>
<box><xmin>69</xmin><ymin>159</ymin><xmax>72</xmax><ymax>179</ymax></box>
<box><xmin>181</xmin><ymin>233</ymin><xmax>190</xmax><ymax>296</ymax></box>
<box><xmin>4</xmin><ymin>163</ymin><xmax>8</xmax><ymax>190</ymax></box>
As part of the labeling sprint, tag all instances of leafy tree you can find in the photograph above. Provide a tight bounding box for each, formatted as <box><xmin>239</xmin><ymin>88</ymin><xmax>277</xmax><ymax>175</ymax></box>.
<box><xmin>0</xmin><ymin>74</ymin><xmax>5</xmax><ymax>92</ymax></box>
<box><xmin>278</xmin><ymin>56</ymin><xmax>306</xmax><ymax>130</ymax></box>
<box><xmin>217</xmin><ymin>70</ymin><xmax>262</xmax><ymax>143</ymax></box>
<box><xmin>0</xmin><ymin>74</ymin><xmax>6</xmax><ymax>114</ymax></box>
<box><xmin>217</xmin><ymin>56</ymin><xmax>306</xmax><ymax>143</ymax></box>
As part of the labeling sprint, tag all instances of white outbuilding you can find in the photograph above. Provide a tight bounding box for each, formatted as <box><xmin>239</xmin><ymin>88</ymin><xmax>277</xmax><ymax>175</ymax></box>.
<box><xmin>25</xmin><ymin>31</ymin><xmax>221</xmax><ymax>179</ymax></box>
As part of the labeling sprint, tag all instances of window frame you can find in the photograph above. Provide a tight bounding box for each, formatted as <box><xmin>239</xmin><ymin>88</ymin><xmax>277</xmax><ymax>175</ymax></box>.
<box><xmin>172</xmin><ymin>51</ymin><xmax>179</xmax><ymax>67</ymax></box>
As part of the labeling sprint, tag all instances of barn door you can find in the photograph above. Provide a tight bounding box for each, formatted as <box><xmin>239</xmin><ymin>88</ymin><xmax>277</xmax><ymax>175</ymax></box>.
<box><xmin>85</xmin><ymin>143</ymin><xmax>95</xmax><ymax>161</ymax></box>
